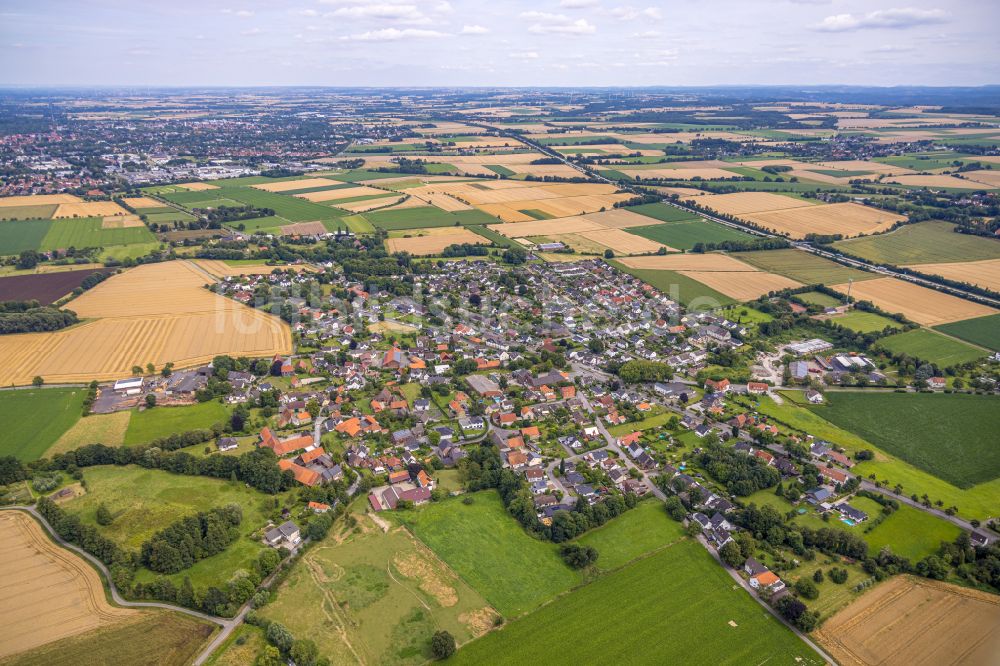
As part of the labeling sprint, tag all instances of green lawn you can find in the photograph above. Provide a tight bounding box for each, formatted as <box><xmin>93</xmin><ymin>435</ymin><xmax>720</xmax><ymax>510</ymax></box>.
<box><xmin>877</xmin><ymin>328</ymin><xmax>985</xmax><ymax>367</ymax></box>
<box><xmin>123</xmin><ymin>401</ymin><xmax>230</xmax><ymax>446</ymax></box>
<box><xmin>0</xmin><ymin>218</ymin><xmax>54</xmax><ymax>254</ymax></box>
<box><xmin>627</xmin><ymin>219</ymin><xmax>755</xmax><ymax>251</ymax></box>
<box><xmin>575</xmin><ymin>499</ymin><xmax>685</xmax><ymax>570</ymax></box>
<box><xmin>226</xmin><ymin>215</ymin><xmax>287</xmax><ymax>233</ymax></box>
<box><xmin>39</xmin><ymin>217</ymin><xmax>156</xmax><ymax>250</ymax></box>
<box><xmin>863</xmin><ymin>502</ymin><xmax>961</xmax><ymax>562</ymax></box>
<box><xmin>811</xmin><ymin>392</ymin><xmax>1000</xmax><ymax>488</ymax></box>
<box><xmin>733</xmin><ymin>249</ymin><xmax>876</xmax><ymax>285</ymax></box>
<box><xmin>830</xmin><ymin>311</ymin><xmax>903</xmax><ymax>333</ymax></box>
<box><xmin>144</xmin><ymin>210</ymin><xmax>198</xmax><ymax>224</ymax></box>
<box><xmin>450</xmin><ymin>541</ymin><xmax>823</xmax><ymax>666</ymax></box>
<box><xmin>609</xmin><ymin>261</ymin><xmax>736</xmax><ymax>308</ymax></box>
<box><xmin>0</xmin><ymin>388</ymin><xmax>86</xmax><ymax>460</ymax></box>
<box><xmin>796</xmin><ymin>291</ymin><xmax>843</xmax><ymax>308</ymax></box>
<box><xmin>934</xmin><ymin>313</ymin><xmax>1000</xmax><ymax>351</ymax></box>
<box><xmin>834</xmin><ymin>220</ymin><xmax>1000</xmax><ymax>265</ymax></box>
<box><xmin>401</xmin><ymin>491</ymin><xmax>580</xmax><ymax>617</ymax></box>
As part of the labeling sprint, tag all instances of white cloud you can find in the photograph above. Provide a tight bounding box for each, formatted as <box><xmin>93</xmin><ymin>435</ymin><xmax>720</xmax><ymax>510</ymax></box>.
<box><xmin>812</xmin><ymin>7</ymin><xmax>948</xmax><ymax>32</ymax></box>
<box><xmin>632</xmin><ymin>30</ymin><xmax>661</xmax><ymax>39</ymax></box>
<box><xmin>608</xmin><ymin>6</ymin><xmax>661</xmax><ymax>20</ymax></box>
<box><xmin>521</xmin><ymin>12</ymin><xmax>597</xmax><ymax>35</ymax></box>
<box><xmin>235</xmin><ymin>9</ymin><xmax>254</xmax><ymax>17</ymax></box>
<box><xmin>460</xmin><ymin>24</ymin><xmax>489</xmax><ymax>35</ymax></box>
<box><xmin>510</xmin><ymin>51</ymin><xmax>539</xmax><ymax>59</ymax></box>
<box><xmin>341</xmin><ymin>27</ymin><xmax>448</xmax><ymax>41</ymax></box>
<box><xmin>560</xmin><ymin>0</ymin><xmax>599</xmax><ymax>7</ymax></box>
<box><xmin>328</xmin><ymin>4</ymin><xmax>428</xmax><ymax>23</ymax></box>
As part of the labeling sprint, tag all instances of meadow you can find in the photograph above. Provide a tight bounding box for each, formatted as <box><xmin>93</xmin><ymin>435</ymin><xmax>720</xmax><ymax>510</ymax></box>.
<box><xmin>834</xmin><ymin>220</ymin><xmax>1000</xmax><ymax>265</ymax></box>
<box><xmin>450</xmin><ymin>541</ymin><xmax>823</xmax><ymax>666</ymax></box>
<box><xmin>795</xmin><ymin>290</ymin><xmax>842</xmax><ymax>308</ymax></box>
<box><xmin>40</xmin><ymin>217</ymin><xmax>156</xmax><ymax>250</ymax></box>
<box><xmin>627</xmin><ymin>219</ymin><xmax>755</xmax><ymax>250</ymax></box>
<box><xmin>123</xmin><ymin>400</ymin><xmax>230</xmax><ymax>446</ymax></box>
<box><xmin>609</xmin><ymin>261</ymin><xmax>736</xmax><ymax>308</ymax></box>
<box><xmin>810</xmin><ymin>392</ymin><xmax>1000</xmax><ymax>488</ymax></box>
<box><xmin>733</xmin><ymin>249</ymin><xmax>875</xmax><ymax>285</ymax></box>
<box><xmin>625</xmin><ymin>202</ymin><xmax>701</xmax><ymax>222</ymax></box>
<box><xmin>574</xmin><ymin>499</ymin><xmax>685</xmax><ymax>571</ymax></box>
<box><xmin>401</xmin><ymin>491</ymin><xmax>580</xmax><ymax>617</ymax></box>
<box><xmin>0</xmin><ymin>203</ymin><xmax>59</xmax><ymax>220</ymax></box>
<box><xmin>862</xmin><ymin>502</ymin><xmax>961</xmax><ymax>561</ymax></box>
<box><xmin>877</xmin><ymin>328</ymin><xmax>985</xmax><ymax>367</ymax></box>
<box><xmin>0</xmin><ymin>388</ymin><xmax>86</xmax><ymax>460</ymax></box>
<box><xmin>829</xmin><ymin>311</ymin><xmax>902</xmax><ymax>333</ymax></box>
<box><xmin>0</xmin><ymin>218</ymin><xmax>56</xmax><ymax>255</ymax></box>
<box><xmin>934</xmin><ymin>313</ymin><xmax>1000</xmax><ymax>351</ymax></box>
<box><xmin>364</xmin><ymin>207</ymin><xmax>467</xmax><ymax>231</ymax></box>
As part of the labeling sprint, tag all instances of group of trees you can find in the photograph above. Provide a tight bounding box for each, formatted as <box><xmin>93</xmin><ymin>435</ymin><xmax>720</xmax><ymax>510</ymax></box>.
<box><xmin>0</xmin><ymin>301</ymin><xmax>79</xmax><ymax>334</ymax></box>
<box><xmin>440</xmin><ymin>243</ymin><xmax>489</xmax><ymax>258</ymax></box>
<box><xmin>141</xmin><ymin>505</ymin><xmax>242</xmax><ymax>574</ymax></box>
<box><xmin>617</xmin><ymin>359</ymin><xmax>673</xmax><ymax>384</ymax></box>
<box><xmin>698</xmin><ymin>443</ymin><xmax>781</xmax><ymax>496</ymax></box>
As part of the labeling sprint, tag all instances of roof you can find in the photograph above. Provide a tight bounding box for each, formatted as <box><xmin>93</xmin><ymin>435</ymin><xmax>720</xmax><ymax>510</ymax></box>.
<box><xmin>279</xmin><ymin>459</ymin><xmax>321</xmax><ymax>486</ymax></box>
<box><xmin>753</xmin><ymin>571</ymin><xmax>781</xmax><ymax>587</ymax></box>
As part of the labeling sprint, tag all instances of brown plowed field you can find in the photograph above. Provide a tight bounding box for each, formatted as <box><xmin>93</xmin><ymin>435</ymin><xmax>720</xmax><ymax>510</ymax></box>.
<box><xmin>0</xmin><ymin>268</ymin><xmax>113</xmax><ymax>305</ymax></box>
<box><xmin>0</xmin><ymin>261</ymin><xmax>291</xmax><ymax>385</ymax></box>
<box><xmin>814</xmin><ymin>575</ymin><xmax>1000</xmax><ymax>666</ymax></box>
<box><xmin>0</xmin><ymin>511</ymin><xmax>138</xmax><ymax>659</ymax></box>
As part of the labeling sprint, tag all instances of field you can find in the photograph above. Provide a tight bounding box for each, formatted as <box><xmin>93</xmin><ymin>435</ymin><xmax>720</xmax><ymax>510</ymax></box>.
<box><xmin>364</xmin><ymin>207</ymin><xmax>462</xmax><ymax>231</ymax></box>
<box><xmin>831</xmin><ymin>277</ymin><xmax>997</xmax><ymax>326</ymax></box>
<box><xmin>384</xmin><ymin>227</ymin><xmax>487</xmax><ymax>255</ymax></box>
<box><xmin>905</xmin><ymin>257</ymin><xmax>1000</xmax><ymax>292</ymax></box>
<box><xmin>833</xmin><ymin>220</ymin><xmax>1000</xmax><ymax>265</ymax></box>
<box><xmin>5</xmin><ymin>612</ymin><xmax>215</xmax><ymax>666</ymax></box>
<box><xmin>934</xmin><ymin>313</ymin><xmax>1000</xmax><ymax>350</ymax></box>
<box><xmin>450</xmin><ymin>541</ymin><xmax>823</xmax><ymax>666</ymax></box>
<box><xmin>627</xmin><ymin>219</ymin><xmax>755</xmax><ymax>251</ymax></box>
<box><xmin>883</xmin><ymin>174</ymin><xmax>993</xmax><ymax>189</ymax></box>
<box><xmin>742</xmin><ymin>203</ymin><xmax>904</xmax><ymax>239</ymax></box>
<box><xmin>263</xmin><ymin>516</ymin><xmax>497</xmax><ymax>665</ymax></box>
<box><xmin>796</xmin><ymin>290</ymin><xmax>842</xmax><ymax>308</ymax></box>
<box><xmin>810</xmin><ymin>392</ymin><xmax>1000</xmax><ymax>488</ymax></box>
<box><xmin>877</xmin><ymin>328</ymin><xmax>985</xmax><ymax>366</ymax></box>
<box><xmin>47</xmin><ymin>411</ymin><xmax>131</xmax><ymax>457</ymax></box>
<box><xmin>733</xmin><ymin>249</ymin><xmax>875</xmax><ymax>285</ymax></box>
<box><xmin>0</xmin><ymin>219</ymin><xmax>56</xmax><ymax>255</ymax></box>
<box><xmin>610</xmin><ymin>262</ymin><xmax>736</xmax><ymax>308</ymax></box>
<box><xmin>0</xmin><ymin>261</ymin><xmax>292</xmax><ymax>386</ymax></box>
<box><xmin>0</xmin><ymin>511</ymin><xmax>138</xmax><ymax>659</ymax></box>
<box><xmin>123</xmin><ymin>401</ymin><xmax>230</xmax><ymax>446</ymax></box>
<box><xmin>570</xmin><ymin>227</ymin><xmax>666</xmax><ymax>255</ymax></box>
<box><xmin>252</xmin><ymin>177</ymin><xmax>344</xmax><ymax>193</ymax></box>
<box><xmin>814</xmin><ymin>576</ymin><xmax>1000</xmax><ymax>666</ymax></box>
<box><xmin>0</xmin><ymin>267</ymin><xmax>111</xmax><ymax>304</ymax></box>
<box><xmin>402</xmin><ymin>492</ymin><xmax>580</xmax><ymax>617</ymax></box>
<box><xmin>828</xmin><ymin>310</ymin><xmax>902</xmax><ymax>333</ymax></box>
<box><xmin>0</xmin><ymin>204</ymin><xmax>58</xmax><ymax>220</ymax></box>
<box><xmin>574</xmin><ymin>499</ymin><xmax>685</xmax><ymax>571</ymax></box>
<box><xmin>625</xmin><ymin>202</ymin><xmax>700</xmax><ymax>222</ymax></box>
<box><xmin>863</xmin><ymin>502</ymin><xmax>961</xmax><ymax>561</ymax></box>
<box><xmin>0</xmin><ymin>388</ymin><xmax>87</xmax><ymax>461</ymax></box>
<box><xmin>688</xmin><ymin>191</ymin><xmax>815</xmax><ymax>216</ymax></box>
<box><xmin>53</xmin><ymin>202</ymin><xmax>131</xmax><ymax>218</ymax></box>
<box><xmin>40</xmin><ymin>217</ymin><xmax>156</xmax><ymax>250</ymax></box>
<box><xmin>618</xmin><ymin>253</ymin><xmax>801</xmax><ymax>300</ymax></box>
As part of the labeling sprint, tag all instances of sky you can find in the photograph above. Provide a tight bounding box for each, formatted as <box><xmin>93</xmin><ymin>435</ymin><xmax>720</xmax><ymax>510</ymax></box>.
<box><xmin>2</xmin><ymin>0</ymin><xmax>998</xmax><ymax>87</ymax></box>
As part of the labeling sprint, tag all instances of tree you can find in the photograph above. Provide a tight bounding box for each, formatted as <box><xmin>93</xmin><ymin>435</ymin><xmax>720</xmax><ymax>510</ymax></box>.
<box><xmin>664</xmin><ymin>496</ymin><xmax>686</xmax><ymax>521</ymax></box>
<box><xmin>794</xmin><ymin>577</ymin><xmax>819</xmax><ymax>600</ymax></box>
<box><xmin>257</xmin><ymin>646</ymin><xmax>285</xmax><ymax>666</ymax></box>
<box><xmin>559</xmin><ymin>543</ymin><xmax>599</xmax><ymax>568</ymax></box>
<box><xmin>17</xmin><ymin>250</ymin><xmax>40</xmax><ymax>270</ymax></box>
<box><xmin>291</xmin><ymin>639</ymin><xmax>320</xmax><ymax>666</ymax></box>
<box><xmin>431</xmin><ymin>631</ymin><xmax>456</xmax><ymax>660</ymax></box>
<box><xmin>96</xmin><ymin>503</ymin><xmax>113</xmax><ymax>526</ymax></box>
<box><xmin>719</xmin><ymin>540</ymin><xmax>745</xmax><ymax>568</ymax></box>
<box><xmin>604</xmin><ymin>249</ymin><xmax>615</xmax><ymax>259</ymax></box>
<box><xmin>828</xmin><ymin>567</ymin><xmax>848</xmax><ymax>584</ymax></box>
<box><xmin>812</xmin><ymin>568</ymin><xmax>824</xmax><ymax>583</ymax></box>
<box><xmin>145</xmin><ymin>393</ymin><xmax>157</xmax><ymax>408</ymax></box>
<box><xmin>32</xmin><ymin>375</ymin><xmax>44</xmax><ymax>387</ymax></box>
<box><xmin>266</xmin><ymin>622</ymin><xmax>294</xmax><ymax>653</ymax></box>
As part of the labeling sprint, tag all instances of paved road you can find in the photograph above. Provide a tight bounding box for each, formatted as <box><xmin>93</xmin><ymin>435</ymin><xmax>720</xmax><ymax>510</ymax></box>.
<box><xmin>696</xmin><ymin>533</ymin><xmax>836</xmax><ymax>665</ymax></box>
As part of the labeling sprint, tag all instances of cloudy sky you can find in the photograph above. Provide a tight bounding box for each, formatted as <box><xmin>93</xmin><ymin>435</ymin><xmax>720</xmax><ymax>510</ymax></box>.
<box><xmin>2</xmin><ymin>0</ymin><xmax>997</xmax><ymax>87</ymax></box>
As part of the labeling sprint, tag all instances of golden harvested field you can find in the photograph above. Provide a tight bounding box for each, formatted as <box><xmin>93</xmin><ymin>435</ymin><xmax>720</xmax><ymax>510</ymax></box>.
<box><xmin>963</xmin><ymin>170</ymin><xmax>1000</xmax><ymax>188</ymax></box>
<box><xmin>377</xmin><ymin>196</ymin><xmax>428</xmax><ymax>211</ymax></box>
<box><xmin>513</xmin><ymin>163</ymin><xmax>582</xmax><ymax>178</ymax></box>
<box><xmin>101</xmin><ymin>215</ymin><xmax>145</xmax><ymax>229</ymax></box>
<box><xmin>121</xmin><ymin>196</ymin><xmax>162</xmax><ymax>209</ymax></box>
<box><xmin>336</xmin><ymin>196</ymin><xmax>404</xmax><ymax>213</ymax></box>
<box><xmin>0</xmin><ymin>261</ymin><xmax>292</xmax><ymax>385</ymax></box>
<box><xmin>193</xmin><ymin>259</ymin><xmax>317</xmax><ymax>277</ymax></box>
<box><xmin>815</xmin><ymin>160</ymin><xmax>915</xmax><ymax>176</ymax></box>
<box><xmin>295</xmin><ymin>185</ymin><xmax>386</xmax><ymax>203</ymax></box>
<box><xmin>553</xmin><ymin>143</ymin><xmax>662</xmax><ymax>156</ymax></box>
<box><xmin>744</xmin><ymin>203</ymin><xmax>905</xmax><ymax>239</ymax></box>
<box><xmin>620</xmin><ymin>167</ymin><xmax>739</xmax><ymax>180</ymax></box>
<box><xmin>488</xmin><ymin>217</ymin><xmax>605</xmax><ymax>237</ymax></box>
<box><xmin>385</xmin><ymin>227</ymin><xmax>487</xmax><ymax>255</ymax></box>
<box><xmin>831</xmin><ymin>277</ymin><xmax>997</xmax><ymax>326</ymax></box>
<box><xmin>478</xmin><ymin>204</ymin><xmax>535</xmax><ymax>222</ymax></box>
<box><xmin>883</xmin><ymin>174</ymin><xmax>992</xmax><ymax>190</ymax></box>
<box><xmin>0</xmin><ymin>194</ymin><xmax>81</xmax><ymax>207</ymax></box>
<box><xmin>281</xmin><ymin>221</ymin><xmax>327</xmax><ymax>236</ymax></box>
<box><xmin>524</xmin><ymin>194</ymin><xmax>632</xmax><ymax>219</ymax></box>
<box><xmin>688</xmin><ymin>192</ymin><xmax>814</xmax><ymax>216</ymax></box>
<box><xmin>574</xmin><ymin>209</ymin><xmax>662</xmax><ymax>229</ymax></box>
<box><xmin>575</xmin><ymin>228</ymin><xmax>668</xmax><ymax>254</ymax></box>
<box><xmin>814</xmin><ymin>576</ymin><xmax>1000</xmax><ymax>666</ymax></box>
<box><xmin>903</xmin><ymin>258</ymin><xmax>1000</xmax><ymax>292</ymax></box>
<box><xmin>46</xmin><ymin>411</ymin><xmax>131</xmax><ymax>457</ymax></box>
<box><xmin>619</xmin><ymin>253</ymin><xmax>761</xmax><ymax>272</ymax></box>
<box><xmin>545</xmin><ymin>233</ymin><xmax>610</xmax><ymax>256</ymax></box>
<box><xmin>174</xmin><ymin>182</ymin><xmax>218</xmax><ymax>191</ymax></box>
<box><xmin>252</xmin><ymin>177</ymin><xmax>343</xmax><ymax>193</ymax></box>
<box><xmin>676</xmin><ymin>270</ymin><xmax>800</xmax><ymax>300</ymax></box>
<box><xmin>654</xmin><ymin>186</ymin><xmax>708</xmax><ymax>197</ymax></box>
<box><xmin>0</xmin><ymin>511</ymin><xmax>138</xmax><ymax>659</ymax></box>
<box><xmin>53</xmin><ymin>202</ymin><xmax>131</xmax><ymax>218</ymax></box>
<box><xmin>406</xmin><ymin>187</ymin><xmax>472</xmax><ymax>211</ymax></box>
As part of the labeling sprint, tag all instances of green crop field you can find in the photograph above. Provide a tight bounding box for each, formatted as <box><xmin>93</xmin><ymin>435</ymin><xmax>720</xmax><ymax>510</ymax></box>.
<box><xmin>485</xmin><ymin>165</ymin><xmax>515</xmax><ymax>176</ymax></box>
<box><xmin>364</xmin><ymin>206</ymin><xmax>463</xmax><ymax>231</ymax></box>
<box><xmin>655</xmin><ymin>180</ymin><xmax>852</xmax><ymax>193</ymax></box>
<box><xmin>830</xmin><ymin>311</ymin><xmax>902</xmax><ymax>333</ymax></box>
<box><xmin>6</xmin><ymin>612</ymin><xmax>215</xmax><ymax>666</ymax></box>
<box><xmin>402</xmin><ymin>491</ymin><xmax>580</xmax><ymax>617</ymax></box>
<box><xmin>627</xmin><ymin>219</ymin><xmax>755</xmax><ymax>251</ymax></box>
<box><xmin>609</xmin><ymin>261</ymin><xmax>736</xmax><ymax>308</ymax></box>
<box><xmin>0</xmin><ymin>218</ymin><xmax>54</xmax><ymax>254</ymax></box>
<box><xmin>0</xmin><ymin>388</ymin><xmax>86</xmax><ymax>460</ymax></box>
<box><xmin>262</xmin><ymin>517</ymin><xmax>494</xmax><ymax>665</ymax></box>
<box><xmin>626</xmin><ymin>203</ymin><xmax>701</xmax><ymax>223</ymax></box>
<box><xmin>877</xmin><ymin>328</ymin><xmax>985</xmax><ymax>367</ymax></box>
<box><xmin>873</xmin><ymin>153</ymin><xmax>976</xmax><ymax>171</ymax></box>
<box><xmin>733</xmin><ymin>249</ymin><xmax>876</xmax><ymax>285</ymax></box>
<box><xmin>64</xmin><ymin>465</ymin><xmax>287</xmax><ymax>589</ymax></box>
<box><xmin>795</xmin><ymin>290</ymin><xmax>843</xmax><ymax>308</ymax></box>
<box><xmin>451</xmin><ymin>541</ymin><xmax>822</xmax><ymax>666</ymax></box>
<box><xmin>39</xmin><ymin>217</ymin><xmax>156</xmax><ymax>250</ymax></box>
<box><xmin>806</xmin><ymin>169</ymin><xmax>874</xmax><ymax>178</ymax></box>
<box><xmin>863</xmin><ymin>502</ymin><xmax>962</xmax><ymax>562</ymax></box>
<box><xmin>0</xmin><ymin>204</ymin><xmax>58</xmax><ymax>221</ymax></box>
<box><xmin>575</xmin><ymin>500</ymin><xmax>685</xmax><ymax>571</ymax></box>
<box><xmin>810</xmin><ymin>392</ymin><xmax>1000</xmax><ymax>488</ymax></box>
<box><xmin>520</xmin><ymin>209</ymin><xmax>553</xmax><ymax>220</ymax></box>
<box><xmin>214</xmin><ymin>187</ymin><xmax>342</xmax><ymax>222</ymax></box>
<box><xmin>934</xmin><ymin>313</ymin><xmax>1000</xmax><ymax>351</ymax></box>
<box><xmin>834</xmin><ymin>220</ymin><xmax>1000</xmax><ymax>265</ymax></box>
<box><xmin>123</xmin><ymin>401</ymin><xmax>230</xmax><ymax>446</ymax></box>
<box><xmin>144</xmin><ymin>210</ymin><xmax>198</xmax><ymax>224</ymax></box>
<box><xmin>226</xmin><ymin>215</ymin><xmax>287</xmax><ymax>233</ymax></box>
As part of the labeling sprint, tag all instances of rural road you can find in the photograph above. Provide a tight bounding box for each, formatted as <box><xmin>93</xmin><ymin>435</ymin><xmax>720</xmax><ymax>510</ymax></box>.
<box><xmin>857</xmin><ymin>480</ymin><xmax>983</xmax><ymax>533</ymax></box>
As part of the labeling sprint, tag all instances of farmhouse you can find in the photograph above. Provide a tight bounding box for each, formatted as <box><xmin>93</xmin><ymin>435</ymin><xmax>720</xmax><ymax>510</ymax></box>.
<box><xmin>265</xmin><ymin>521</ymin><xmax>301</xmax><ymax>548</ymax></box>
<box><xmin>113</xmin><ymin>377</ymin><xmax>144</xmax><ymax>395</ymax></box>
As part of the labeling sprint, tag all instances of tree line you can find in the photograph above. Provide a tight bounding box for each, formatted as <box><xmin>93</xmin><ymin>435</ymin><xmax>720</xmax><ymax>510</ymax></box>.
<box><xmin>141</xmin><ymin>505</ymin><xmax>242</xmax><ymax>574</ymax></box>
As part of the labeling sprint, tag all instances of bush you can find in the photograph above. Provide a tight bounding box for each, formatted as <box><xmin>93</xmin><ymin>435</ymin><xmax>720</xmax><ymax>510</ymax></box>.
<box><xmin>828</xmin><ymin>567</ymin><xmax>848</xmax><ymax>584</ymax></box>
<box><xmin>795</xmin><ymin>577</ymin><xmax>819</xmax><ymax>600</ymax></box>
<box><xmin>96</xmin><ymin>503</ymin><xmax>113</xmax><ymax>526</ymax></box>
<box><xmin>431</xmin><ymin>630</ymin><xmax>456</xmax><ymax>660</ymax></box>
<box><xmin>559</xmin><ymin>543</ymin><xmax>599</xmax><ymax>569</ymax></box>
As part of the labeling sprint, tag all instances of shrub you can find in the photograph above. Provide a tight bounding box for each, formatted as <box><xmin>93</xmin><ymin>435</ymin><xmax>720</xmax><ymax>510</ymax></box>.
<box><xmin>431</xmin><ymin>630</ymin><xmax>456</xmax><ymax>660</ymax></box>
